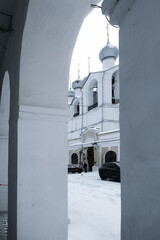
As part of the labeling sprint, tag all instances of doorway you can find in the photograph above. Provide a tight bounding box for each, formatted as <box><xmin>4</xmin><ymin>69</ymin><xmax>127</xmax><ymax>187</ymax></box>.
<box><xmin>87</xmin><ymin>147</ymin><xmax>94</xmax><ymax>171</ymax></box>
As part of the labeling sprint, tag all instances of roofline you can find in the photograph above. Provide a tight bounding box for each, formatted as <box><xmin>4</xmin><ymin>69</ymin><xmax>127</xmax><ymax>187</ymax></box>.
<box><xmin>82</xmin><ymin>64</ymin><xmax>119</xmax><ymax>88</ymax></box>
<box><xmin>97</xmin><ymin>129</ymin><xmax>120</xmax><ymax>136</ymax></box>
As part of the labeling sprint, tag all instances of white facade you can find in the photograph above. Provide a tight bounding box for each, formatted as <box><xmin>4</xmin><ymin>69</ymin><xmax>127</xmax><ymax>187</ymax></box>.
<box><xmin>101</xmin><ymin>0</ymin><xmax>160</xmax><ymax>239</ymax></box>
<box><xmin>1</xmin><ymin>1</ymin><xmax>159</xmax><ymax>239</ymax></box>
<box><xmin>68</xmin><ymin>40</ymin><xmax>120</xmax><ymax>170</ymax></box>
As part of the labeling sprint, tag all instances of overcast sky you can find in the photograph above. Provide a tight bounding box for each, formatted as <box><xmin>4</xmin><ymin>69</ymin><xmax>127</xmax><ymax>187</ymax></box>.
<box><xmin>69</xmin><ymin>7</ymin><xmax>119</xmax><ymax>87</ymax></box>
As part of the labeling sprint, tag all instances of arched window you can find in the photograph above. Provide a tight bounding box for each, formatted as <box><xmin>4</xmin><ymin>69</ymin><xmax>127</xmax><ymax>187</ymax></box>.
<box><xmin>71</xmin><ymin>153</ymin><xmax>78</xmax><ymax>164</ymax></box>
<box><xmin>88</xmin><ymin>80</ymin><xmax>98</xmax><ymax>111</ymax></box>
<box><xmin>112</xmin><ymin>70</ymin><xmax>119</xmax><ymax>104</ymax></box>
<box><xmin>105</xmin><ymin>151</ymin><xmax>117</xmax><ymax>163</ymax></box>
<box><xmin>73</xmin><ymin>100</ymin><xmax>80</xmax><ymax>117</ymax></box>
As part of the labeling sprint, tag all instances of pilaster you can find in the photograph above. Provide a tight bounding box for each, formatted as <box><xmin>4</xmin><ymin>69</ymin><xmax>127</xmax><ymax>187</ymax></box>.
<box><xmin>17</xmin><ymin>105</ymin><xmax>69</xmax><ymax>240</ymax></box>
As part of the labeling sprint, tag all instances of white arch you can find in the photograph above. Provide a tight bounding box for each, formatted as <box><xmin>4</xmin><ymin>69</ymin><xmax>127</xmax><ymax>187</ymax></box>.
<box><xmin>16</xmin><ymin>1</ymin><xmax>100</xmax><ymax>240</ymax></box>
<box><xmin>0</xmin><ymin>71</ymin><xmax>10</xmax><ymax>211</ymax></box>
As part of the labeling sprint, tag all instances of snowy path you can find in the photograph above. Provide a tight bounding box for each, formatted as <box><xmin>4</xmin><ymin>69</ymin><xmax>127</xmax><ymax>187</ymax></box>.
<box><xmin>68</xmin><ymin>171</ymin><xmax>121</xmax><ymax>240</ymax></box>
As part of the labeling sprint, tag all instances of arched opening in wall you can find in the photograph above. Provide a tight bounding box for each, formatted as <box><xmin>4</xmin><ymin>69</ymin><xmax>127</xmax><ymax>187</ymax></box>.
<box><xmin>88</xmin><ymin>79</ymin><xmax>98</xmax><ymax>111</ymax></box>
<box><xmin>73</xmin><ymin>99</ymin><xmax>80</xmax><ymax>117</ymax></box>
<box><xmin>0</xmin><ymin>71</ymin><xmax>10</xmax><ymax>217</ymax></box>
<box><xmin>71</xmin><ymin>153</ymin><xmax>78</xmax><ymax>165</ymax></box>
<box><xmin>112</xmin><ymin>70</ymin><xmax>120</xmax><ymax>104</ymax></box>
<box><xmin>68</xmin><ymin>5</ymin><xmax>120</xmax><ymax>240</ymax></box>
<box><xmin>0</xmin><ymin>0</ymin><xmax>120</xmax><ymax>239</ymax></box>
<box><xmin>105</xmin><ymin>151</ymin><xmax>117</xmax><ymax>163</ymax></box>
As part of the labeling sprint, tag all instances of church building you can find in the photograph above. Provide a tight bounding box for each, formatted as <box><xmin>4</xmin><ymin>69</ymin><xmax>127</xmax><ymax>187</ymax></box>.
<box><xmin>68</xmin><ymin>31</ymin><xmax>120</xmax><ymax>171</ymax></box>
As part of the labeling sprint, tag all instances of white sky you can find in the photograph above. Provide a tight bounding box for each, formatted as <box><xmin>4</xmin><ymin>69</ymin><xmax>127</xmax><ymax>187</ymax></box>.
<box><xmin>69</xmin><ymin>7</ymin><xmax>119</xmax><ymax>86</ymax></box>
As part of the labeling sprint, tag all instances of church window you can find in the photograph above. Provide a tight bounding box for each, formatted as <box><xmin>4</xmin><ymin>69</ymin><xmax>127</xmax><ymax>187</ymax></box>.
<box><xmin>105</xmin><ymin>151</ymin><xmax>117</xmax><ymax>163</ymax></box>
<box><xmin>112</xmin><ymin>71</ymin><xmax>120</xmax><ymax>104</ymax></box>
<box><xmin>73</xmin><ymin>100</ymin><xmax>80</xmax><ymax>117</ymax></box>
<box><xmin>71</xmin><ymin>153</ymin><xmax>78</xmax><ymax>164</ymax></box>
<box><xmin>88</xmin><ymin>80</ymin><xmax>98</xmax><ymax>111</ymax></box>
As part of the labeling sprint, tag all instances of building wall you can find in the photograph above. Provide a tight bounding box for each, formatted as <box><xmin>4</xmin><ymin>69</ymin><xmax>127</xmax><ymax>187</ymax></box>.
<box><xmin>0</xmin><ymin>0</ymin><xmax>101</xmax><ymax>239</ymax></box>
<box><xmin>101</xmin><ymin>147</ymin><xmax>109</xmax><ymax>164</ymax></box>
<box><xmin>68</xmin><ymin>67</ymin><xmax>119</xmax><ymax>138</ymax></box>
<box><xmin>69</xmin><ymin>149</ymin><xmax>80</xmax><ymax>164</ymax></box>
<box><xmin>0</xmin><ymin>2</ymin><xmax>30</xmax><ymax>238</ymax></box>
<box><xmin>0</xmin><ymin>72</ymin><xmax>10</xmax><ymax>211</ymax></box>
<box><xmin>68</xmin><ymin>64</ymin><xmax>120</xmax><ymax>169</ymax></box>
<box><xmin>103</xmin><ymin>0</ymin><xmax>160</xmax><ymax>239</ymax></box>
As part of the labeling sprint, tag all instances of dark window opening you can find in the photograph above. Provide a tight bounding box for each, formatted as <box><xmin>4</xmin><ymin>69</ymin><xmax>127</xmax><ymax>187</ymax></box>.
<box><xmin>88</xmin><ymin>83</ymin><xmax>98</xmax><ymax>111</ymax></box>
<box><xmin>105</xmin><ymin>151</ymin><xmax>117</xmax><ymax>163</ymax></box>
<box><xmin>112</xmin><ymin>75</ymin><xmax>119</xmax><ymax>104</ymax></box>
<box><xmin>88</xmin><ymin>102</ymin><xmax>98</xmax><ymax>111</ymax></box>
<box><xmin>73</xmin><ymin>102</ymin><xmax>80</xmax><ymax>117</ymax></box>
<box><xmin>71</xmin><ymin>153</ymin><xmax>78</xmax><ymax>164</ymax></box>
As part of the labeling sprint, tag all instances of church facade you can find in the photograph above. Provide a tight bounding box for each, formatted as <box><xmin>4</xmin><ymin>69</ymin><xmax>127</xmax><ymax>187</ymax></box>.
<box><xmin>68</xmin><ymin>36</ymin><xmax>120</xmax><ymax>170</ymax></box>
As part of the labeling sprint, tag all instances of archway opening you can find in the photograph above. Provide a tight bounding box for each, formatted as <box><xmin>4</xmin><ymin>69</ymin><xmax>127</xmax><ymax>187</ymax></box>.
<box><xmin>68</xmin><ymin>5</ymin><xmax>120</xmax><ymax>240</ymax></box>
<box><xmin>0</xmin><ymin>71</ymin><xmax>10</xmax><ymax>236</ymax></box>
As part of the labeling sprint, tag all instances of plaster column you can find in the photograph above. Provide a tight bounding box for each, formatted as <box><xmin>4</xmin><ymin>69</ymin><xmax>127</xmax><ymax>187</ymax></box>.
<box><xmin>17</xmin><ymin>105</ymin><xmax>69</xmax><ymax>240</ymax></box>
<box><xmin>120</xmin><ymin>2</ymin><xmax>160</xmax><ymax>238</ymax></box>
<box><xmin>102</xmin><ymin>0</ymin><xmax>160</xmax><ymax>239</ymax></box>
<box><xmin>0</xmin><ymin>72</ymin><xmax>10</xmax><ymax>211</ymax></box>
<box><xmin>103</xmin><ymin>71</ymin><xmax>112</xmax><ymax>104</ymax></box>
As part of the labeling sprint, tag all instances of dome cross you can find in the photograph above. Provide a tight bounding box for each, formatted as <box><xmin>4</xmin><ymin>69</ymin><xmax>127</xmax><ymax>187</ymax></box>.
<box><xmin>106</xmin><ymin>23</ymin><xmax>110</xmax><ymax>44</ymax></box>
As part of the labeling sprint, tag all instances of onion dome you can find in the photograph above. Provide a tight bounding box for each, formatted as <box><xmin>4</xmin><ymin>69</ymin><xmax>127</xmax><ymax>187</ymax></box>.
<box><xmin>99</xmin><ymin>42</ymin><xmax>119</xmax><ymax>62</ymax></box>
<box><xmin>68</xmin><ymin>88</ymin><xmax>75</xmax><ymax>97</ymax></box>
<box><xmin>72</xmin><ymin>79</ymin><xmax>84</xmax><ymax>89</ymax></box>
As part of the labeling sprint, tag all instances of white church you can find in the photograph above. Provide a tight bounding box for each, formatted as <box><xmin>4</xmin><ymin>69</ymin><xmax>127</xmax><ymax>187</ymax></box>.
<box><xmin>68</xmin><ymin>32</ymin><xmax>120</xmax><ymax>171</ymax></box>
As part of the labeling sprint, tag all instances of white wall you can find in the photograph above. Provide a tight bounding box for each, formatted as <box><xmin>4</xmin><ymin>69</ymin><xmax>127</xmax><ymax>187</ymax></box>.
<box><xmin>102</xmin><ymin>57</ymin><xmax>115</xmax><ymax>70</ymax></box>
<box><xmin>120</xmin><ymin>2</ymin><xmax>160</xmax><ymax>238</ymax></box>
<box><xmin>68</xmin><ymin>67</ymin><xmax>120</xmax><ymax>143</ymax></box>
<box><xmin>103</xmin><ymin>66</ymin><xmax>119</xmax><ymax>104</ymax></box>
<box><xmin>16</xmin><ymin>0</ymin><xmax>100</xmax><ymax>239</ymax></box>
<box><xmin>0</xmin><ymin>71</ymin><xmax>10</xmax><ymax>211</ymax></box>
<box><xmin>102</xmin><ymin>0</ymin><xmax>160</xmax><ymax>239</ymax></box>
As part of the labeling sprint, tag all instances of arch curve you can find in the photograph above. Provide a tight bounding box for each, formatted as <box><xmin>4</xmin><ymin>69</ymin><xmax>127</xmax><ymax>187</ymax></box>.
<box><xmin>105</xmin><ymin>150</ymin><xmax>117</xmax><ymax>163</ymax></box>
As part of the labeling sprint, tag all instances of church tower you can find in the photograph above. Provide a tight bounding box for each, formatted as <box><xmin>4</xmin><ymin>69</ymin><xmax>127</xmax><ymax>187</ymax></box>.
<box><xmin>99</xmin><ymin>24</ymin><xmax>118</xmax><ymax>70</ymax></box>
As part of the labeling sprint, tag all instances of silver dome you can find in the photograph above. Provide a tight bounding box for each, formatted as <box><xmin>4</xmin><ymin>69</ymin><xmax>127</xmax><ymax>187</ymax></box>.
<box><xmin>99</xmin><ymin>42</ymin><xmax>119</xmax><ymax>62</ymax></box>
<box><xmin>72</xmin><ymin>79</ymin><xmax>84</xmax><ymax>89</ymax></box>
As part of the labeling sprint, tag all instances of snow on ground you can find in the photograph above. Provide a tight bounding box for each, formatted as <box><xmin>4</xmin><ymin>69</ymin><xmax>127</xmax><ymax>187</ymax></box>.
<box><xmin>68</xmin><ymin>171</ymin><xmax>121</xmax><ymax>240</ymax></box>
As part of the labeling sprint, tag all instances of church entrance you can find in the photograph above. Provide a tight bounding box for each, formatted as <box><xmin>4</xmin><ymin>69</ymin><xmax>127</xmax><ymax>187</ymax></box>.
<box><xmin>87</xmin><ymin>147</ymin><xmax>94</xmax><ymax>171</ymax></box>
